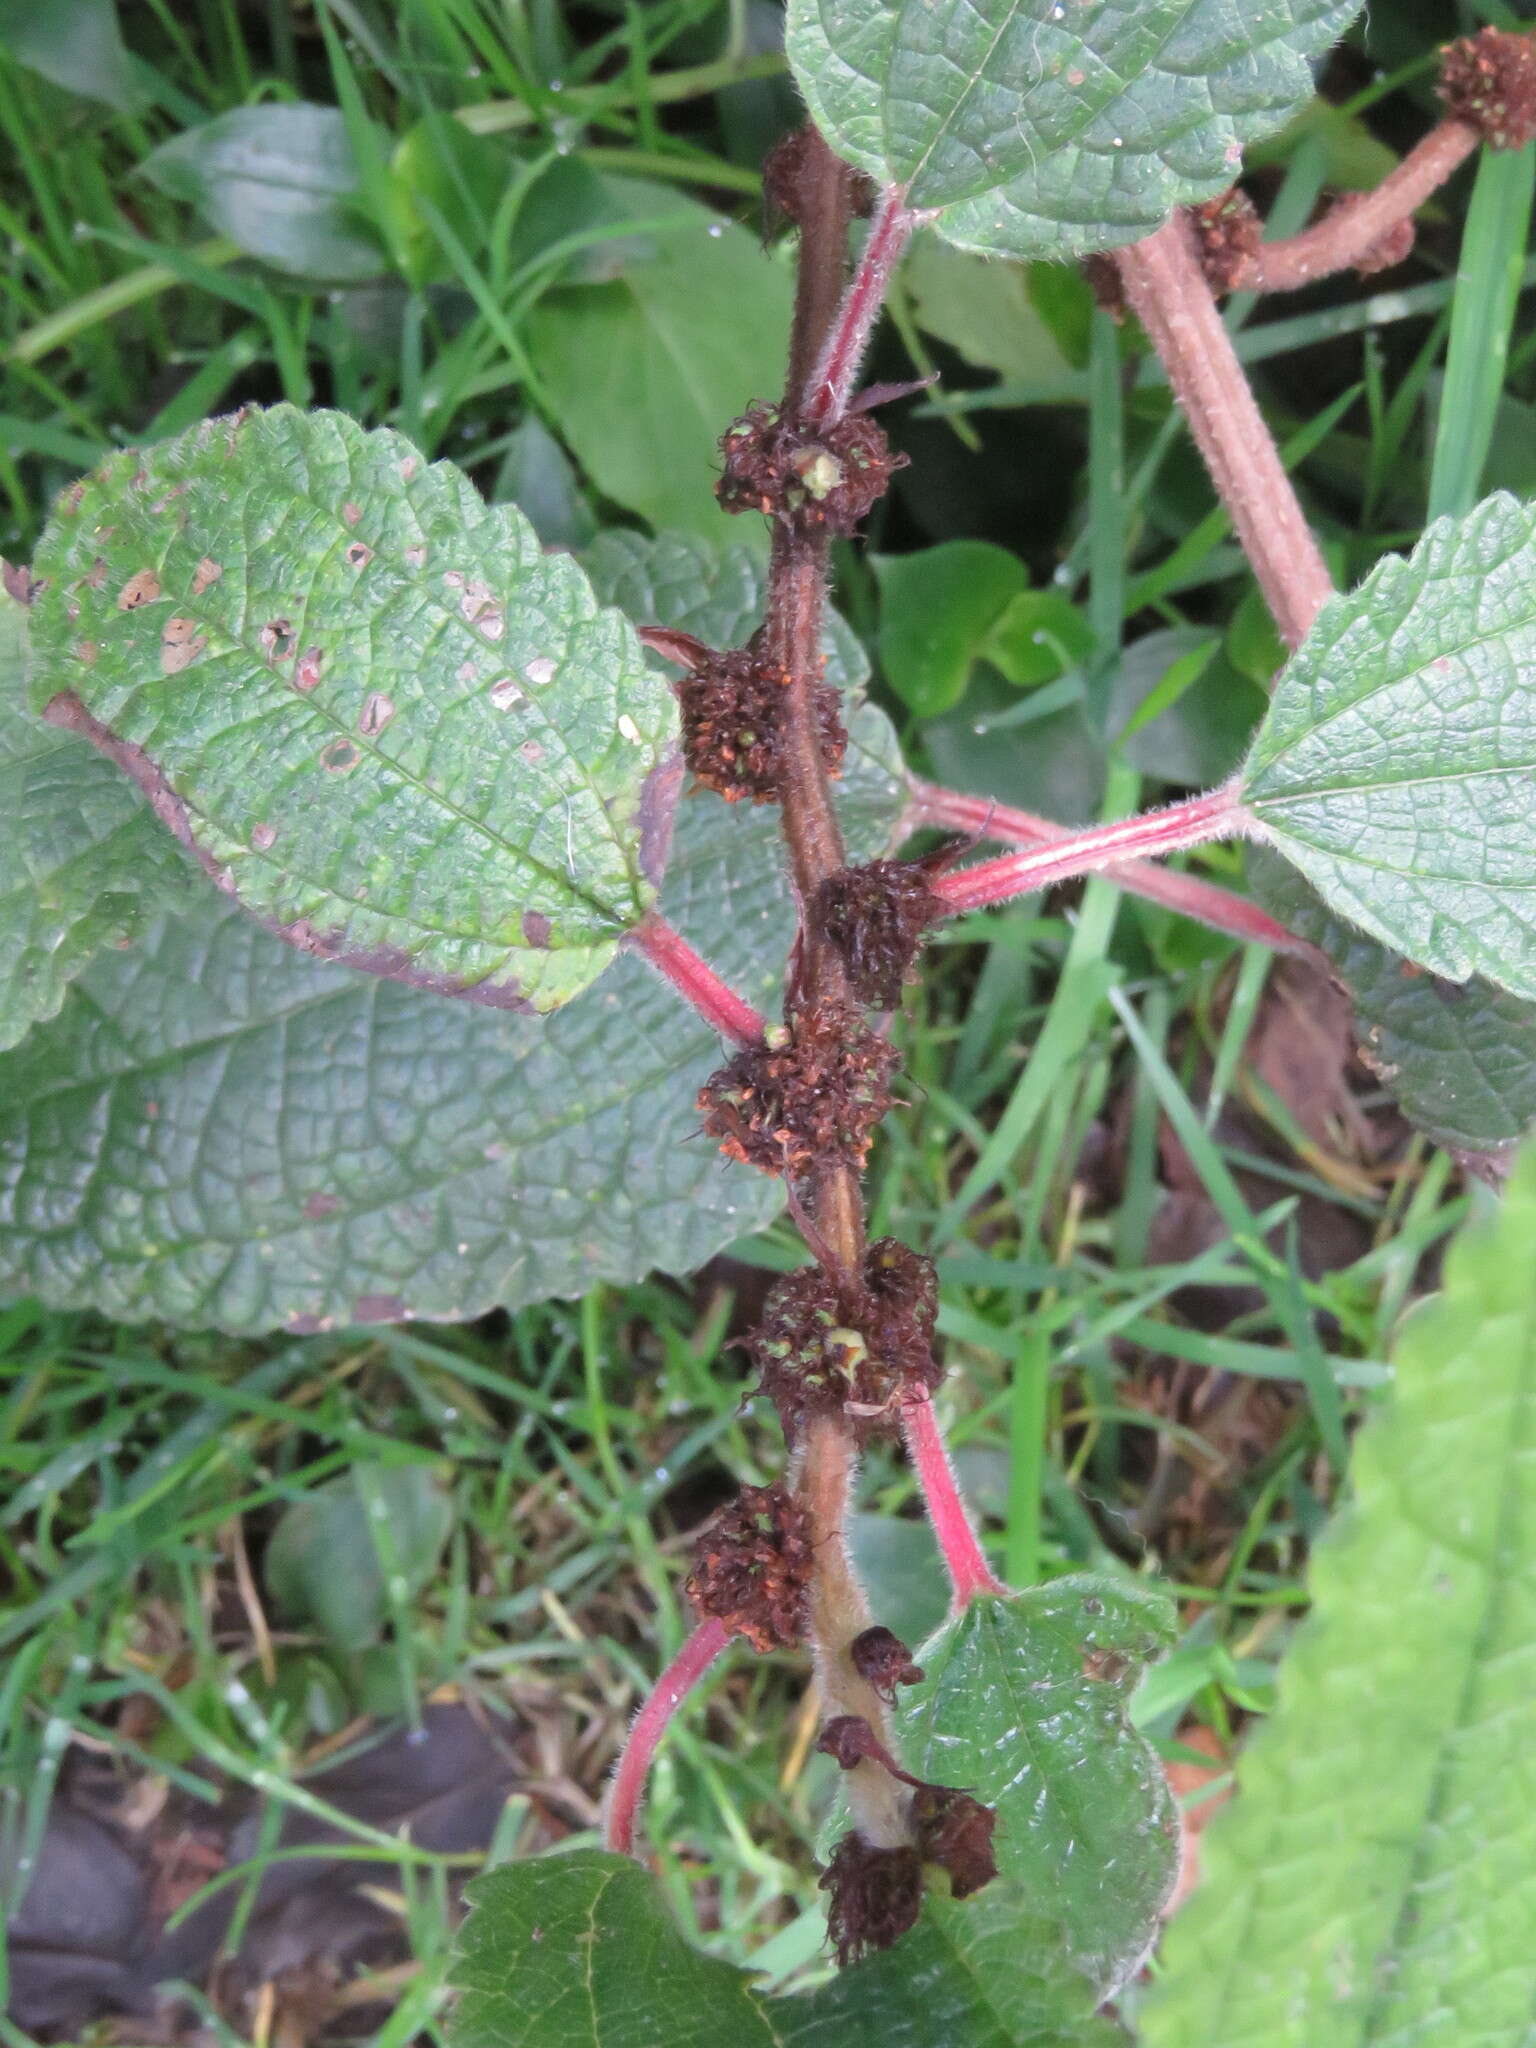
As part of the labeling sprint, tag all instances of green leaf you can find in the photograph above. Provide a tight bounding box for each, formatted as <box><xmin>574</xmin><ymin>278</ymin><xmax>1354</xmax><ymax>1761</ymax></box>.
<box><xmin>0</xmin><ymin>543</ymin><xmax>902</xmax><ymax>1331</ymax></box>
<box><xmin>0</xmin><ymin>586</ymin><xmax>192</xmax><ymax>1051</ymax></box>
<box><xmin>893</xmin><ymin>1575</ymin><xmax>1178</xmax><ymax>1995</ymax></box>
<box><xmin>265</xmin><ymin>1463</ymin><xmax>452</xmax><ymax>1652</ymax></box>
<box><xmin>386</xmin><ymin>115</ymin><xmax>508</xmax><ymax>290</ymax></box>
<box><xmin>494</xmin><ymin>417</ymin><xmax>598</xmax><ymax>553</ymax></box>
<box><xmin>786</xmin><ymin>0</ymin><xmax>1361</xmax><ymax>259</ymax></box>
<box><xmin>875</xmin><ymin>541</ymin><xmax>1027</xmax><ymax>717</ymax></box>
<box><xmin>1244</xmin><ymin>493</ymin><xmax>1536</xmax><ymax>1004</ymax></box>
<box><xmin>139</xmin><ymin>104</ymin><xmax>387</xmax><ymax>282</ymax></box>
<box><xmin>902</xmin><ymin>234</ymin><xmax>1073</xmax><ymax>385</ymax></box>
<box><xmin>526</xmin><ymin>174</ymin><xmax>794</xmax><ymax>537</ymax></box>
<box><xmin>0</xmin><ymin>0</ymin><xmax>145</xmax><ymax>112</ymax></box>
<box><xmin>449</xmin><ymin>1848</ymin><xmax>1117</xmax><ymax>2047</ymax></box>
<box><xmin>1143</xmin><ymin>1144</ymin><xmax>1536</xmax><ymax>2047</ymax></box>
<box><xmin>1249</xmin><ymin>846</ymin><xmax>1536</xmax><ymax>1157</ymax></box>
<box><xmin>29</xmin><ymin>406</ymin><xmax>677</xmax><ymax>1015</ymax></box>
<box><xmin>984</xmin><ymin>590</ymin><xmax>1095</xmax><ymax>692</ymax></box>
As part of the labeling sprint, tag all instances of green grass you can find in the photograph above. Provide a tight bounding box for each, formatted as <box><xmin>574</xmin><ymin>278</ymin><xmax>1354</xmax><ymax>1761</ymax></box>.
<box><xmin>0</xmin><ymin>0</ymin><xmax>1520</xmax><ymax>2036</ymax></box>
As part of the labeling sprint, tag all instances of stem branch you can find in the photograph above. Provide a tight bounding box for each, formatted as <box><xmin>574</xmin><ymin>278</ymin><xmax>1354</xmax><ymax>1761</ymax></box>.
<box><xmin>901</xmin><ymin>1397</ymin><xmax>1006</xmax><ymax>1608</ymax></box>
<box><xmin>1115</xmin><ymin>214</ymin><xmax>1335</xmax><ymax>648</ymax></box>
<box><xmin>907</xmin><ymin>780</ymin><xmax>1322</xmax><ymax>962</ymax></box>
<box><xmin>629</xmin><ymin>913</ymin><xmax>767</xmax><ymax>1046</ymax></box>
<box><xmin>603</xmin><ymin>1617</ymin><xmax>732</xmax><ymax>1857</ymax></box>
<box><xmin>801</xmin><ymin>186</ymin><xmax>916</xmax><ymax>428</ymax></box>
<box><xmin>932</xmin><ymin>784</ymin><xmax>1249</xmax><ymax>918</ymax></box>
<box><xmin>1250</xmin><ymin>121</ymin><xmax>1479</xmax><ymax>293</ymax></box>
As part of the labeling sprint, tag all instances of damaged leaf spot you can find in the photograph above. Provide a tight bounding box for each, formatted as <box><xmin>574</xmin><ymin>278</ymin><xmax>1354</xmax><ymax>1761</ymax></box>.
<box><xmin>251</xmin><ymin>822</ymin><xmax>278</xmax><ymax>852</ymax></box>
<box><xmin>342</xmin><ymin>500</ymin><xmax>362</xmax><ymax>526</ymax></box>
<box><xmin>117</xmin><ymin>569</ymin><xmax>162</xmax><ymax>610</ymax></box>
<box><xmin>192</xmin><ymin>556</ymin><xmax>223</xmax><ymax>594</ymax></box>
<box><xmin>261</xmin><ymin>619</ymin><xmax>296</xmax><ymax>662</ymax></box>
<box><xmin>405</xmin><ymin>543</ymin><xmax>427</xmax><ymax>568</ymax></box>
<box><xmin>354</xmin><ymin>1292</ymin><xmax>408</xmax><ymax>1322</ymax></box>
<box><xmin>520</xmin><ymin>740</ymin><xmax>545</xmax><ymax>764</ymax></box>
<box><xmin>458</xmin><ymin>578</ymin><xmax>506</xmax><ymax>641</ymax></box>
<box><xmin>160</xmin><ymin>615</ymin><xmax>208</xmax><ymax>675</ymax></box>
<box><xmin>524</xmin><ymin>656</ymin><xmax>557</xmax><ymax>687</ymax></box>
<box><xmin>345</xmin><ymin>540</ymin><xmax>373</xmax><ymax>568</ymax></box>
<box><xmin>490</xmin><ymin>675</ymin><xmax>525</xmax><ymax>711</ymax></box>
<box><xmin>359</xmin><ymin>690</ymin><xmax>395</xmax><ymax>736</ymax></box>
<box><xmin>294</xmin><ymin>647</ymin><xmax>324</xmax><ymax>691</ymax></box>
<box><xmin>83</xmin><ymin>556</ymin><xmax>108</xmax><ymax>589</ymax></box>
<box><xmin>73</xmin><ymin>639</ymin><xmax>99</xmax><ymax>666</ymax></box>
<box><xmin>617</xmin><ymin>714</ymin><xmax>642</xmax><ymax>744</ymax></box>
<box><xmin>303</xmin><ymin>1191</ymin><xmax>340</xmax><ymax>1220</ymax></box>
<box><xmin>320</xmin><ymin>737</ymin><xmax>361</xmax><ymax>774</ymax></box>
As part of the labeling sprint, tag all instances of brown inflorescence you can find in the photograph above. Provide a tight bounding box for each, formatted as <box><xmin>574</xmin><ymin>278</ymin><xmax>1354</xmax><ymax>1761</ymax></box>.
<box><xmin>675</xmin><ymin>639</ymin><xmax>845</xmax><ymax>804</ymax></box>
<box><xmin>1439</xmin><ymin>27</ymin><xmax>1536</xmax><ymax>150</ymax></box>
<box><xmin>815</xmin><ymin>856</ymin><xmax>948</xmax><ymax>1009</ymax></box>
<box><xmin>850</xmin><ymin>1625</ymin><xmax>926</xmax><ymax>1705</ymax></box>
<box><xmin>814</xmin><ymin>1719</ymin><xmax>1001</xmax><ymax>1911</ymax></box>
<box><xmin>749</xmin><ymin>1237</ymin><xmax>940</xmax><ymax>1440</ymax></box>
<box><xmin>716</xmin><ymin>402</ymin><xmax>907</xmax><ymax>534</ymax></box>
<box><xmin>816</xmin><ymin>1714</ymin><xmax>893</xmax><ymax>1773</ymax></box>
<box><xmin>1189</xmin><ymin>188</ymin><xmax>1262</xmax><ymax>293</ymax></box>
<box><xmin>819</xmin><ymin>1834</ymin><xmax>925</xmax><ymax>1967</ymax></box>
<box><xmin>698</xmin><ymin>1004</ymin><xmax>900</xmax><ymax>1179</ymax></box>
<box><xmin>910</xmin><ymin>1784</ymin><xmax>1000</xmax><ymax>1901</ymax></box>
<box><xmin>684</xmin><ymin>1482</ymin><xmax>813</xmax><ymax>1653</ymax></box>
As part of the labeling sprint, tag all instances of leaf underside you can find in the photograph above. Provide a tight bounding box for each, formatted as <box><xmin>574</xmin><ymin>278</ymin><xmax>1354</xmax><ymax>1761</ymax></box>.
<box><xmin>1248</xmin><ymin>847</ymin><xmax>1536</xmax><ymax>1157</ymax></box>
<box><xmin>448</xmin><ymin>1849</ymin><xmax>1117</xmax><ymax>2048</ymax></box>
<box><xmin>0</xmin><ymin>587</ymin><xmax>192</xmax><ymax>1050</ymax></box>
<box><xmin>28</xmin><ymin>405</ymin><xmax>678</xmax><ymax>1015</ymax></box>
<box><xmin>894</xmin><ymin>1575</ymin><xmax>1179</xmax><ymax>1996</ymax></box>
<box><xmin>1143</xmin><ymin>1145</ymin><xmax>1536</xmax><ymax>2047</ymax></box>
<box><xmin>786</xmin><ymin>0</ymin><xmax>1362</xmax><ymax>259</ymax></box>
<box><xmin>1245</xmin><ymin>493</ymin><xmax>1536</xmax><ymax>1005</ymax></box>
<box><xmin>0</xmin><ymin>540</ymin><xmax>903</xmax><ymax>1332</ymax></box>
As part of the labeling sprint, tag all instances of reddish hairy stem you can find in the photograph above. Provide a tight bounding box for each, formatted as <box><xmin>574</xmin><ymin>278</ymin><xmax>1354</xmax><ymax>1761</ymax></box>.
<box><xmin>1249</xmin><ymin>120</ymin><xmax>1479</xmax><ymax>292</ymax></box>
<box><xmin>906</xmin><ymin>780</ymin><xmax>1325</xmax><ymax>963</ymax></box>
<box><xmin>1115</xmin><ymin>214</ymin><xmax>1335</xmax><ymax>649</ymax></box>
<box><xmin>801</xmin><ymin>186</ymin><xmax>917</xmax><ymax>429</ymax></box>
<box><xmin>932</xmin><ymin>785</ymin><xmax>1248</xmax><ymax>918</ymax></box>
<box><xmin>901</xmin><ymin>1397</ymin><xmax>1007</xmax><ymax>1608</ymax></box>
<box><xmin>603</xmin><ymin>1617</ymin><xmax>732</xmax><ymax>1857</ymax></box>
<box><xmin>628</xmin><ymin>914</ymin><xmax>767</xmax><ymax>1046</ymax></box>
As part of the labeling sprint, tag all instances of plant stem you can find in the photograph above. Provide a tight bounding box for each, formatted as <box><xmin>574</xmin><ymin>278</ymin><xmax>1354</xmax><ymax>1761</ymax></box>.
<box><xmin>906</xmin><ymin>779</ymin><xmax>1324</xmax><ymax>962</ymax></box>
<box><xmin>1115</xmin><ymin>214</ymin><xmax>1335</xmax><ymax>648</ymax></box>
<box><xmin>901</xmin><ymin>1397</ymin><xmax>1007</xmax><ymax>1607</ymax></box>
<box><xmin>763</xmin><ymin>129</ymin><xmax>910</xmax><ymax>1845</ymax></box>
<box><xmin>1249</xmin><ymin>120</ymin><xmax>1479</xmax><ymax>292</ymax></box>
<box><xmin>786</xmin><ymin>127</ymin><xmax>863</xmax><ymax>404</ymax></box>
<box><xmin>799</xmin><ymin>1418</ymin><xmax>913</xmax><ymax>1847</ymax></box>
<box><xmin>628</xmin><ymin>913</ymin><xmax>767</xmax><ymax>1046</ymax></box>
<box><xmin>764</xmin><ymin>136</ymin><xmax>866</xmax><ymax>1284</ymax></box>
<box><xmin>931</xmin><ymin>784</ymin><xmax>1249</xmax><ymax>918</ymax></box>
<box><xmin>602</xmin><ymin>1617</ymin><xmax>732</xmax><ymax>1857</ymax></box>
<box><xmin>801</xmin><ymin>185</ymin><xmax>917</xmax><ymax>428</ymax></box>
